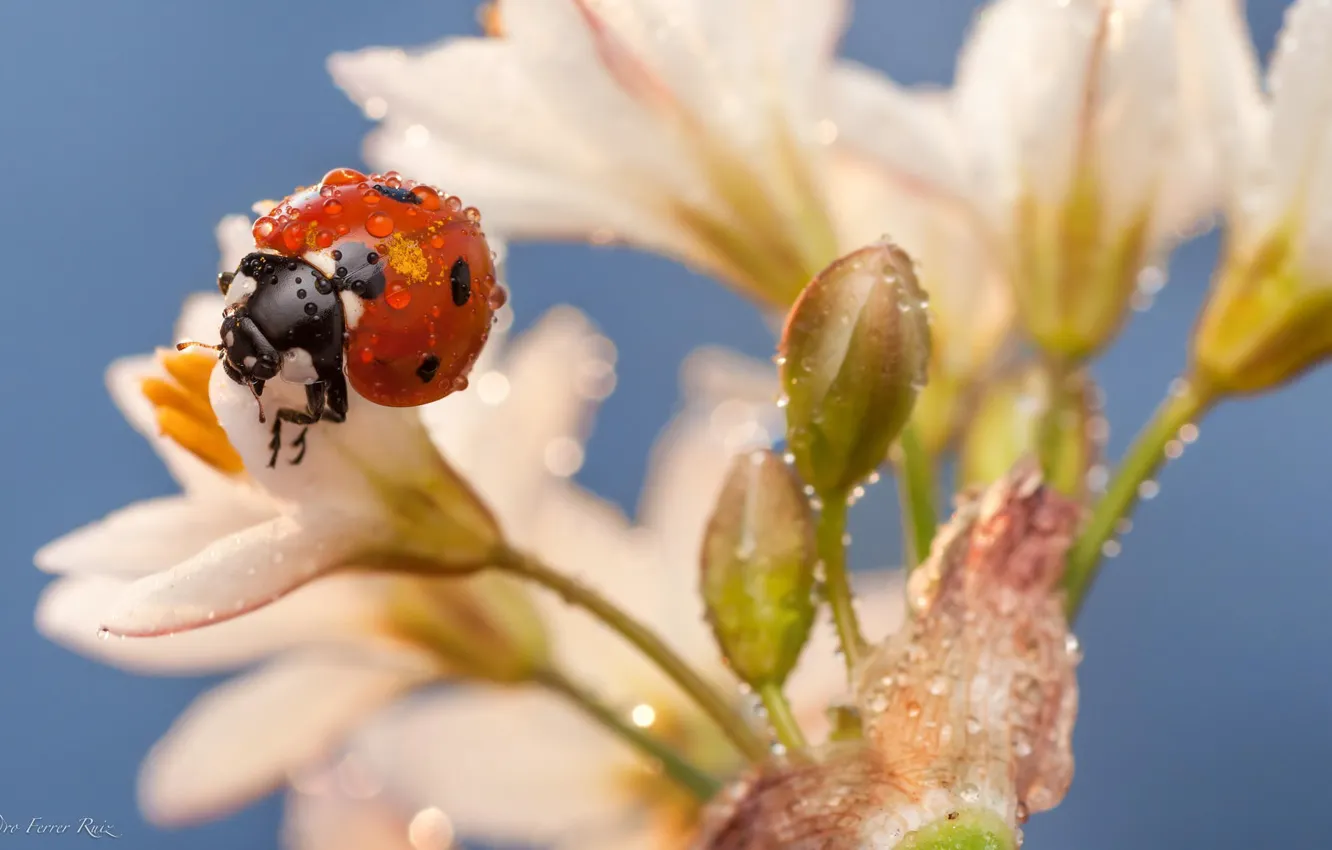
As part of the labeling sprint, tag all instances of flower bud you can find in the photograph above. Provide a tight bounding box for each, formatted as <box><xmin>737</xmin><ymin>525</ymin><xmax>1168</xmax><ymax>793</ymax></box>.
<box><xmin>700</xmin><ymin>450</ymin><xmax>817</xmax><ymax>689</ymax></box>
<box><xmin>779</xmin><ymin>241</ymin><xmax>931</xmax><ymax>498</ymax></box>
<box><xmin>388</xmin><ymin>574</ymin><xmax>549</xmax><ymax>683</ymax></box>
<box><xmin>1192</xmin><ymin>233</ymin><xmax>1332</xmax><ymax>397</ymax></box>
<box><xmin>960</xmin><ymin>366</ymin><xmax>1100</xmax><ymax>498</ymax></box>
<box><xmin>693</xmin><ymin>466</ymin><xmax>1081</xmax><ymax>849</ymax></box>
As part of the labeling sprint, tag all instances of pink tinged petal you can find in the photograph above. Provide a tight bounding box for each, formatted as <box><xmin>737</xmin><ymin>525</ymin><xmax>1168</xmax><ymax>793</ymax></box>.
<box><xmin>826</xmin><ymin>62</ymin><xmax>968</xmax><ymax>202</ymax></box>
<box><xmin>354</xmin><ymin>688</ymin><xmax>630</xmax><ymax>844</ymax></box>
<box><xmin>1267</xmin><ymin>0</ymin><xmax>1332</xmax><ymax>278</ymax></box>
<box><xmin>34</xmin><ymin>494</ymin><xmax>269</xmax><ymax>577</ymax></box>
<box><xmin>37</xmin><ymin>574</ymin><xmax>394</xmax><ymax>675</ymax></box>
<box><xmin>139</xmin><ymin>653</ymin><xmax>430</xmax><ymax>826</ymax></box>
<box><xmin>1174</xmin><ymin>0</ymin><xmax>1268</xmax><ymax>238</ymax></box>
<box><xmin>99</xmin><ymin>513</ymin><xmax>369</xmax><ymax>637</ymax></box>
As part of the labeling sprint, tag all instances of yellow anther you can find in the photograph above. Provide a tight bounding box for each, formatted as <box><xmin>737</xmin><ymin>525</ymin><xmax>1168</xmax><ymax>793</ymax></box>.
<box><xmin>142</xmin><ymin>349</ymin><xmax>244</xmax><ymax>475</ymax></box>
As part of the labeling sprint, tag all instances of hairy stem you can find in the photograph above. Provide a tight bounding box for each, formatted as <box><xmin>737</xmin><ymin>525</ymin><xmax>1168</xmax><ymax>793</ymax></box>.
<box><xmin>756</xmin><ymin>681</ymin><xmax>807</xmax><ymax>752</ymax></box>
<box><xmin>895</xmin><ymin>425</ymin><xmax>938</xmax><ymax>568</ymax></box>
<box><xmin>1064</xmin><ymin>379</ymin><xmax>1212</xmax><ymax>618</ymax></box>
<box><xmin>496</xmin><ymin>547</ymin><xmax>769</xmax><ymax>762</ymax></box>
<box><xmin>817</xmin><ymin>497</ymin><xmax>866</xmax><ymax>677</ymax></box>
<box><xmin>537</xmin><ymin>669</ymin><xmax>721</xmax><ymax>800</ymax></box>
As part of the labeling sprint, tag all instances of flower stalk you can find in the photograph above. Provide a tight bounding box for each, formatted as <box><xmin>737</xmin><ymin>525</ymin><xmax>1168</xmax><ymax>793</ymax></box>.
<box><xmin>894</xmin><ymin>424</ymin><xmax>938</xmax><ymax>569</ymax></box>
<box><xmin>815</xmin><ymin>497</ymin><xmax>866</xmax><ymax>677</ymax></box>
<box><xmin>535</xmin><ymin>668</ymin><xmax>721</xmax><ymax>801</ymax></box>
<box><xmin>1063</xmin><ymin>378</ymin><xmax>1212</xmax><ymax>617</ymax></box>
<box><xmin>494</xmin><ymin>546</ymin><xmax>770</xmax><ymax>762</ymax></box>
<box><xmin>755</xmin><ymin>682</ymin><xmax>807</xmax><ymax>753</ymax></box>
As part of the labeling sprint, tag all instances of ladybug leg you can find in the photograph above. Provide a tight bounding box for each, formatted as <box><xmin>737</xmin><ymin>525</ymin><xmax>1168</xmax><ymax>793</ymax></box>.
<box><xmin>267</xmin><ymin>419</ymin><xmax>283</xmax><ymax>469</ymax></box>
<box><xmin>272</xmin><ymin>384</ymin><xmax>330</xmax><ymax>466</ymax></box>
<box><xmin>322</xmin><ymin>374</ymin><xmax>348</xmax><ymax>424</ymax></box>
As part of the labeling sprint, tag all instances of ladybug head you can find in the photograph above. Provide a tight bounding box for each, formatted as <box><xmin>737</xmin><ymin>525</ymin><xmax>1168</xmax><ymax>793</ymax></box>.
<box><xmin>219</xmin><ymin>311</ymin><xmax>281</xmax><ymax>383</ymax></box>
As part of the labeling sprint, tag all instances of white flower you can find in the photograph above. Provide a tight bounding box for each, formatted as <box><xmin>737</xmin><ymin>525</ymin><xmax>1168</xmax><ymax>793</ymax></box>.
<box><xmin>35</xmin><ymin>218</ymin><xmax>620</xmax><ymax>825</ymax></box>
<box><xmin>282</xmin><ymin>350</ymin><xmax>905</xmax><ymax>850</ymax></box>
<box><xmin>832</xmin><ymin>0</ymin><xmax>1210</xmax><ymax>361</ymax></box>
<box><xmin>330</xmin><ymin>0</ymin><xmax>884</xmax><ymax>306</ymax></box>
<box><xmin>1182</xmin><ymin>0</ymin><xmax>1332</xmax><ymax>395</ymax></box>
<box><xmin>329</xmin><ymin>0</ymin><xmax>1016</xmax><ymax>446</ymax></box>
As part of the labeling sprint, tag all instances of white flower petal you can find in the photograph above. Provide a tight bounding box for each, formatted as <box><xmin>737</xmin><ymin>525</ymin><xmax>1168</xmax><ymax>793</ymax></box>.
<box><xmin>140</xmin><ymin>653</ymin><xmax>429</xmax><ymax>826</ymax></box>
<box><xmin>826</xmin><ymin>62</ymin><xmax>967</xmax><ymax>202</ymax></box>
<box><xmin>37</xmin><ymin>574</ymin><xmax>393</xmax><ymax>675</ymax></box>
<box><xmin>34</xmin><ymin>494</ymin><xmax>269</xmax><ymax>577</ymax></box>
<box><xmin>422</xmin><ymin>306</ymin><xmax>614</xmax><ymax>542</ymax></box>
<box><xmin>99</xmin><ymin>512</ymin><xmax>370</xmax><ymax>637</ymax></box>
<box><xmin>283</xmin><ymin>790</ymin><xmax>416</xmax><ymax>850</ymax></box>
<box><xmin>208</xmin><ymin>363</ymin><xmax>444</xmax><ymax>513</ymax></box>
<box><xmin>173</xmin><ymin>292</ymin><xmax>225</xmax><ymax>348</ymax></box>
<box><xmin>1267</xmin><ymin>0</ymin><xmax>1332</xmax><ymax>276</ymax></box>
<box><xmin>215</xmin><ymin>214</ymin><xmax>256</xmax><ymax>271</ymax></box>
<box><xmin>354</xmin><ymin>688</ymin><xmax>630</xmax><ymax>844</ymax></box>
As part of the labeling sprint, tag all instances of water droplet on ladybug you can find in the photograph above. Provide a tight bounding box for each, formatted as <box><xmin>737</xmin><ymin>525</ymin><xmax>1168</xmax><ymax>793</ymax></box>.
<box><xmin>366</xmin><ymin>212</ymin><xmax>394</xmax><ymax>238</ymax></box>
<box><xmin>451</xmin><ymin>375</ymin><xmax>469</xmax><ymax>391</ymax></box>
<box><xmin>385</xmin><ymin>283</ymin><xmax>412</xmax><ymax>309</ymax></box>
<box><xmin>363</xmin><ymin>190</ymin><xmax>380</xmax><ymax>205</ymax></box>
<box><xmin>323</xmin><ymin>198</ymin><xmax>343</xmax><ymax>215</ymax></box>
<box><xmin>445</xmin><ymin>196</ymin><xmax>463</xmax><ymax>213</ymax></box>
<box><xmin>304</xmin><ymin>302</ymin><xmax>318</xmax><ymax>316</ymax></box>
<box><xmin>411</xmin><ymin>185</ymin><xmax>442</xmax><ymax>210</ymax></box>
<box><xmin>336</xmin><ymin>223</ymin><xmax>350</xmax><ymax>235</ymax></box>
<box><xmin>430</xmin><ymin>234</ymin><xmax>445</xmax><ymax>249</ymax></box>
<box><xmin>322</xmin><ymin>167</ymin><xmax>366</xmax><ymax>186</ymax></box>
<box><xmin>253</xmin><ymin>216</ymin><xmax>277</xmax><ymax>241</ymax></box>
<box><xmin>319</xmin><ymin>185</ymin><xmax>336</xmax><ymax>198</ymax></box>
<box><xmin>384</xmin><ymin>174</ymin><xmax>403</xmax><ymax>189</ymax></box>
<box><xmin>315</xmin><ymin>229</ymin><xmax>335</xmax><ymax>249</ymax></box>
<box><xmin>282</xmin><ymin>221</ymin><xmax>307</xmax><ymax>252</ymax></box>
<box><xmin>463</xmin><ymin>206</ymin><xmax>481</xmax><ymax>223</ymax></box>
<box><xmin>359</xmin><ymin>347</ymin><xmax>375</xmax><ymax>364</ymax></box>
<box><xmin>488</xmin><ymin>286</ymin><xmax>508</xmax><ymax>310</ymax></box>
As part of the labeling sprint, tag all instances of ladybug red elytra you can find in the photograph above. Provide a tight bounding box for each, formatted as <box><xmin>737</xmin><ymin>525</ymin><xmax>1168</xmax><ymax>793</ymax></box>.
<box><xmin>206</xmin><ymin>167</ymin><xmax>505</xmax><ymax>466</ymax></box>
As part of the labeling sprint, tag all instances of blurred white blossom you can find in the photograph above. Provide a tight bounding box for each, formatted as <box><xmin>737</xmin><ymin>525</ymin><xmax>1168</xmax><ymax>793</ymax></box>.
<box><xmin>282</xmin><ymin>353</ymin><xmax>904</xmax><ymax>850</ymax></box>
<box><xmin>832</xmin><ymin>0</ymin><xmax>1212</xmax><ymax>362</ymax></box>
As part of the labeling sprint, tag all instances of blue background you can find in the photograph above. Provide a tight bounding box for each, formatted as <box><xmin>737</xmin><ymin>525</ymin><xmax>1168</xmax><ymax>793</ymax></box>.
<box><xmin>1</xmin><ymin>1</ymin><xmax>1327</xmax><ymax>848</ymax></box>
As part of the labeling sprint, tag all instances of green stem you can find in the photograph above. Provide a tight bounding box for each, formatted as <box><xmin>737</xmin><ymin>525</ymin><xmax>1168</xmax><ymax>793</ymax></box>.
<box><xmin>756</xmin><ymin>682</ymin><xmax>807</xmax><ymax>752</ymax></box>
<box><xmin>537</xmin><ymin>669</ymin><xmax>721</xmax><ymax>800</ymax></box>
<box><xmin>895</xmin><ymin>425</ymin><xmax>938</xmax><ymax>568</ymax></box>
<box><xmin>1037</xmin><ymin>359</ymin><xmax>1088</xmax><ymax>498</ymax></box>
<box><xmin>1063</xmin><ymin>378</ymin><xmax>1212</xmax><ymax>618</ymax></box>
<box><xmin>496</xmin><ymin>547</ymin><xmax>769</xmax><ymax>763</ymax></box>
<box><xmin>816</xmin><ymin>497</ymin><xmax>866</xmax><ymax>676</ymax></box>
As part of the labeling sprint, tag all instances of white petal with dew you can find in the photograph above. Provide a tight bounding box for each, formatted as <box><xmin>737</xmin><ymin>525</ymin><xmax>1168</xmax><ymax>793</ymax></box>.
<box><xmin>1267</xmin><ymin>0</ymin><xmax>1332</xmax><ymax>278</ymax></box>
<box><xmin>139</xmin><ymin>652</ymin><xmax>430</xmax><ymax>826</ymax></box>
<box><xmin>34</xmin><ymin>494</ymin><xmax>271</xmax><ymax>577</ymax></box>
<box><xmin>99</xmin><ymin>512</ymin><xmax>370</xmax><ymax>637</ymax></box>
<box><xmin>37</xmin><ymin>574</ymin><xmax>392</xmax><ymax>675</ymax></box>
<box><xmin>422</xmin><ymin>307</ymin><xmax>613</xmax><ymax>543</ymax></box>
<box><xmin>353</xmin><ymin>687</ymin><xmax>629</xmax><ymax>845</ymax></box>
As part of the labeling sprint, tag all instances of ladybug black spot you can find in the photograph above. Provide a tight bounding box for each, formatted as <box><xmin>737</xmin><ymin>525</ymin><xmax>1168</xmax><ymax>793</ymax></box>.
<box><xmin>416</xmin><ymin>354</ymin><xmax>441</xmax><ymax>383</ymax></box>
<box><xmin>373</xmin><ymin>184</ymin><xmax>421</xmax><ymax>205</ymax></box>
<box><xmin>450</xmin><ymin>257</ymin><xmax>471</xmax><ymax>306</ymax></box>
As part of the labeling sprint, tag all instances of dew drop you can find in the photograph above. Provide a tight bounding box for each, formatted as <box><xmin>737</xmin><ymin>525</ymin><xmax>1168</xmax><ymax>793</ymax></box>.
<box><xmin>965</xmin><ymin>717</ymin><xmax>982</xmax><ymax>735</ymax></box>
<box><xmin>487</xmin><ymin>286</ymin><xmax>508</xmax><ymax>310</ymax></box>
<box><xmin>252</xmin><ymin>216</ymin><xmax>278</xmax><ymax>241</ymax></box>
<box><xmin>959</xmin><ymin>783</ymin><xmax>981</xmax><ymax>803</ymax></box>
<box><xmin>905</xmin><ymin>701</ymin><xmax>921</xmax><ymax>718</ymax></box>
<box><xmin>359</xmin><ymin>347</ymin><xmax>375</xmax><ymax>364</ymax></box>
<box><xmin>445</xmin><ymin>195</ymin><xmax>463</xmax><ymax>213</ymax></box>
<box><xmin>411</xmin><ymin>185</ymin><xmax>442</xmax><ymax>210</ymax></box>
<box><xmin>928</xmin><ymin>675</ymin><xmax>948</xmax><ymax>696</ymax></box>
<box><xmin>362</xmin><ymin>189</ymin><xmax>380</xmax><ymax>205</ymax></box>
<box><xmin>1138</xmin><ymin>479</ymin><xmax>1160</xmax><ymax>499</ymax></box>
<box><xmin>96</xmin><ymin>628</ymin><xmax>111</xmax><ymax>642</ymax></box>
<box><xmin>314</xmin><ymin>229</ymin><xmax>335</xmax><ymax>249</ymax></box>
<box><xmin>385</xmin><ymin>284</ymin><xmax>412</xmax><ymax>310</ymax></box>
<box><xmin>323</xmin><ymin>198</ymin><xmax>344</xmax><ymax>215</ymax></box>
<box><xmin>366</xmin><ymin>212</ymin><xmax>395</xmax><ymax>238</ymax></box>
<box><xmin>463</xmin><ymin>206</ymin><xmax>481</xmax><ymax>223</ymax></box>
<box><xmin>1179</xmin><ymin>423</ymin><xmax>1200</xmax><ymax>443</ymax></box>
<box><xmin>282</xmin><ymin>222</ymin><xmax>307</xmax><ymax>252</ymax></box>
<box><xmin>775</xmin><ymin>394</ymin><xmax>790</xmax><ymax>409</ymax></box>
<box><xmin>1101</xmin><ymin>539</ymin><xmax>1122</xmax><ymax>558</ymax></box>
<box><xmin>322</xmin><ymin>167</ymin><xmax>366</xmax><ymax>186</ymax></box>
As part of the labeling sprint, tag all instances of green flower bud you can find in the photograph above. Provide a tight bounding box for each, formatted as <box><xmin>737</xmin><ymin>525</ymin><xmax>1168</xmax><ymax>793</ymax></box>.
<box><xmin>899</xmin><ymin>810</ymin><xmax>1017</xmax><ymax>850</ymax></box>
<box><xmin>700</xmin><ymin>450</ymin><xmax>817</xmax><ymax>689</ymax></box>
<box><xmin>389</xmin><ymin>573</ymin><xmax>549</xmax><ymax>683</ymax></box>
<box><xmin>779</xmin><ymin>241</ymin><xmax>931</xmax><ymax>498</ymax></box>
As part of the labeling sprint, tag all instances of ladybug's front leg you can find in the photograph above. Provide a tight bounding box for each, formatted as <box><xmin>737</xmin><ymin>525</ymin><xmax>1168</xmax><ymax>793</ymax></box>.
<box><xmin>268</xmin><ymin>384</ymin><xmax>329</xmax><ymax>467</ymax></box>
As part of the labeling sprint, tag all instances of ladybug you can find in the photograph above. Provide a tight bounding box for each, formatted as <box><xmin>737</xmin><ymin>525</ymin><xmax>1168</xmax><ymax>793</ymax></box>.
<box><xmin>211</xmin><ymin>168</ymin><xmax>504</xmax><ymax>466</ymax></box>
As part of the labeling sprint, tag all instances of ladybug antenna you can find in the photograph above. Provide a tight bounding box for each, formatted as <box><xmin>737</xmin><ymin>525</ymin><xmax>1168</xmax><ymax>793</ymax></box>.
<box><xmin>176</xmin><ymin>340</ymin><xmax>221</xmax><ymax>352</ymax></box>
